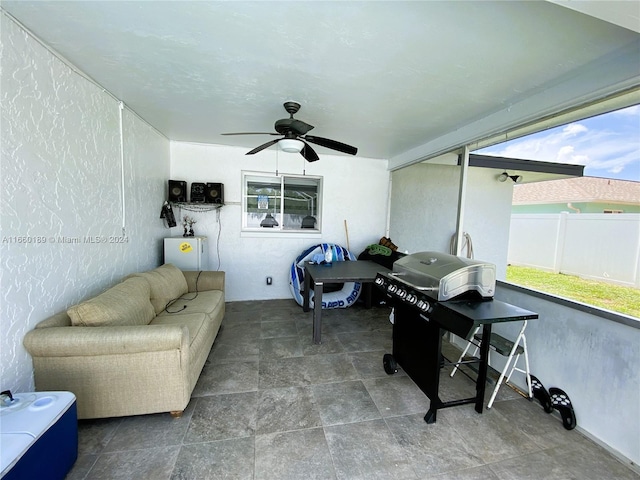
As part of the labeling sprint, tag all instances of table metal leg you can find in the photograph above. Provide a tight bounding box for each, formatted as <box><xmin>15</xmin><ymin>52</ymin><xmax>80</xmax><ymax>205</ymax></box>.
<box><xmin>303</xmin><ymin>270</ymin><xmax>311</xmax><ymax>312</ymax></box>
<box><xmin>312</xmin><ymin>281</ymin><xmax>323</xmax><ymax>344</ymax></box>
<box><xmin>475</xmin><ymin>323</ymin><xmax>492</xmax><ymax>413</ymax></box>
<box><xmin>363</xmin><ymin>282</ymin><xmax>372</xmax><ymax>308</ymax></box>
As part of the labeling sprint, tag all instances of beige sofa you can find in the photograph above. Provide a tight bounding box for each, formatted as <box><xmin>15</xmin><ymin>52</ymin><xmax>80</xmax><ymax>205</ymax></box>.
<box><xmin>23</xmin><ymin>264</ymin><xmax>225</xmax><ymax>419</ymax></box>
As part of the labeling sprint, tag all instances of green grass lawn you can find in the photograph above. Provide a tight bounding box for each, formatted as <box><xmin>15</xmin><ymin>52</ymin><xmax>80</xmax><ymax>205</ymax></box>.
<box><xmin>506</xmin><ymin>265</ymin><xmax>640</xmax><ymax>319</ymax></box>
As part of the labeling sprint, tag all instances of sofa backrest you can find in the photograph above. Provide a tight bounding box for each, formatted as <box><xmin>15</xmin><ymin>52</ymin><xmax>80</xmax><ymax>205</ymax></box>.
<box><xmin>66</xmin><ymin>276</ymin><xmax>155</xmax><ymax>327</ymax></box>
<box><xmin>128</xmin><ymin>263</ymin><xmax>189</xmax><ymax>315</ymax></box>
<box><xmin>36</xmin><ymin>264</ymin><xmax>194</xmax><ymax>329</ymax></box>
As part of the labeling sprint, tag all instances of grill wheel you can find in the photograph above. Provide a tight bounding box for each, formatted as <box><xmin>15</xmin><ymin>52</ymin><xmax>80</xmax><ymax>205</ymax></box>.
<box><xmin>383</xmin><ymin>353</ymin><xmax>398</xmax><ymax>375</ymax></box>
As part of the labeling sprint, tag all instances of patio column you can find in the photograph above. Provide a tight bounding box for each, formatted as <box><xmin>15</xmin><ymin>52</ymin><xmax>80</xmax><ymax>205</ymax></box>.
<box><xmin>453</xmin><ymin>145</ymin><xmax>470</xmax><ymax>256</ymax></box>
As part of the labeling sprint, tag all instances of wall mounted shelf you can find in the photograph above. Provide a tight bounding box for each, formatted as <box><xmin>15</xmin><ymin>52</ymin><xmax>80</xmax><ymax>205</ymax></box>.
<box><xmin>170</xmin><ymin>202</ymin><xmax>223</xmax><ymax>213</ymax></box>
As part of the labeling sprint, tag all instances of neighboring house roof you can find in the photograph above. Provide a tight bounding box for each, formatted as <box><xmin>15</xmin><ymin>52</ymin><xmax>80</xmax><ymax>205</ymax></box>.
<box><xmin>513</xmin><ymin>177</ymin><xmax>640</xmax><ymax>206</ymax></box>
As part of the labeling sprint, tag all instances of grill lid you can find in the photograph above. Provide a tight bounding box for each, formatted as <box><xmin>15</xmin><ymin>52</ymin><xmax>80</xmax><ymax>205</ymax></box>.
<box><xmin>391</xmin><ymin>251</ymin><xmax>495</xmax><ymax>301</ymax></box>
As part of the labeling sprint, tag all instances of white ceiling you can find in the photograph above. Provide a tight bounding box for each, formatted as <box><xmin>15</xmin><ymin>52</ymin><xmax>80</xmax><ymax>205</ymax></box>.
<box><xmin>2</xmin><ymin>1</ymin><xmax>639</xmax><ymax>168</ymax></box>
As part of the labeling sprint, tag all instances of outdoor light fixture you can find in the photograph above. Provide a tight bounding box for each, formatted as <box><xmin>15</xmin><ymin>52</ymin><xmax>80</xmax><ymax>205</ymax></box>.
<box><xmin>260</xmin><ymin>213</ymin><xmax>279</xmax><ymax>227</ymax></box>
<box><xmin>498</xmin><ymin>172</ymin><xmax>523</xmax><ymax>183</ymax></box>
<box><xmin>279</xmin><ymin>139</ymin><xmax>304</xmax><ymax>153</ymax></box>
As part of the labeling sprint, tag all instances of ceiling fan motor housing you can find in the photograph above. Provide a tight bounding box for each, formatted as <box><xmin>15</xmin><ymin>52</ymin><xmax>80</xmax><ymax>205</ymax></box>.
<box><xmin>274</xmin><ymin>118</ymin><xmax>313</xmax><ymax>136</ymax></box>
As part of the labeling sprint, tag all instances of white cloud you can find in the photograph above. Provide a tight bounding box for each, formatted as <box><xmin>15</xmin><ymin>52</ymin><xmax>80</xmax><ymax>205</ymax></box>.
<box><xmin>556</xmin><ymin>144</ymin><xmax>574</xmax><ymax>158</ymax></box>
<box><xmin>556</xmin><ymin>145</ymin><xmax>589</xmax><ymax>165</ymax></box>
<box><xmin>562</xmin><ymin>123</ymin><xmax>588</xmax><ymax>137</ymax></box>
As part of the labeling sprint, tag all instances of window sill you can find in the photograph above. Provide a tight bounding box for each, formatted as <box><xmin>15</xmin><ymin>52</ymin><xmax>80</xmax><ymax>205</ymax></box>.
<box><xmin>240</xmin><ymin>230</ymin><xmax>322</xmax><ymax>239</ymax></box>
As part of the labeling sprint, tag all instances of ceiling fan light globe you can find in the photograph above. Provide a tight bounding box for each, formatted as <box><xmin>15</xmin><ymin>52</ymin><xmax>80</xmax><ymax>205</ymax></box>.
<box><xmin>279</xmin><ymin>139</ymin><xmax>304</xmax><ymax>153</ymax></box>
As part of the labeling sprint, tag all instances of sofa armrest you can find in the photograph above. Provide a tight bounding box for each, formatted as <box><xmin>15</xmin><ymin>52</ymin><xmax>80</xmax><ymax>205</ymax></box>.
<box><xmin>182</xmin><ymin>270</ymin><xmax>225</xmax><ymax>293</ymax></box>
<box><xmin>24</xmin><ymin>324</ymin><xmax>188</xmax><ymax>357</ymax></box>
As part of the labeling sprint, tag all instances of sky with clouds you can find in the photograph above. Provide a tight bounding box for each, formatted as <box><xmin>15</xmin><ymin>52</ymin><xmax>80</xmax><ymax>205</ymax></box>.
<box><xmin>476</xmin><ymin>105</ymin><xmax>640</xmax><ymax>182</ymax></box>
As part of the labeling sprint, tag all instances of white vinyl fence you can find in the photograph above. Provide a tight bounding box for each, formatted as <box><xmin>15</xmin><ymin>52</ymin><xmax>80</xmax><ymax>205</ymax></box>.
<box><xmin>508</xmin><ymin>213</ymin><xmax>640</xmax><ymax>288</ymax></box>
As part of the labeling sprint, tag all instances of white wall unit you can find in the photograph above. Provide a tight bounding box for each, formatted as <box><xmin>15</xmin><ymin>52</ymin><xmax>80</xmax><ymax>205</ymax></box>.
<box><xmin>164</xmin><ymin>236</ymin><xmax>209</xmax><ymax>271</ymax></box>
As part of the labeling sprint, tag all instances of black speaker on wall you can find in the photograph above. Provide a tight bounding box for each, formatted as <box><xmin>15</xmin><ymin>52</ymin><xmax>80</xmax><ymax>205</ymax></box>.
<box><xmin>190</xmin><ymin>182</ymin><xmax>206</xmax><ymax>203</ymax></box>
<box><xmin>205</xmin><ymin>183</ymin><xmax>224</xmax><ymax>204</ymax></box>
<box><xmin>168</xmin><ymin>180</ymin><xmax>187</xmax><ymax>202</ymax></box>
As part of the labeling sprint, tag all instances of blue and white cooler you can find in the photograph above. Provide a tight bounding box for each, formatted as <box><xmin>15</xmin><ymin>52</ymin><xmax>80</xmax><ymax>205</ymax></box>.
<box><xmin>1</xmin><ymin>391</ymin><xmax>78</xmax><ymax>480</ymax></box>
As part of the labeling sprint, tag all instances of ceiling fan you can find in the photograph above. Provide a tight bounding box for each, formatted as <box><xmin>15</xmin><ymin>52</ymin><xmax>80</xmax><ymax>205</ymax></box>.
<box><xmin>222</xmin><ymin>101</ymin><xmax>358</xmax><ymax>162</ymax></box>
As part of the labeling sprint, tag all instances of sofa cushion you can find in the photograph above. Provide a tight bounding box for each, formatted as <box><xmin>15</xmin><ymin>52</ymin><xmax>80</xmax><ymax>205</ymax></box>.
<box><xmin>150</xmin><ymin>312</ymin><xmax>207</xmax><ymax>346</ymax></box>
<box><xmin>155</xmin><ymin>290</ymin><xmax>224</xmax><ymax>318</ymax></box>
<box><xmin>67</xmin><ymin>277</ymin><xmax>155</xmax><ymax>327</ymax></box>
<box><xmin>132</xmin><ymin>264</ymin><xmax>189</xmax><ymax>314</ymax></box>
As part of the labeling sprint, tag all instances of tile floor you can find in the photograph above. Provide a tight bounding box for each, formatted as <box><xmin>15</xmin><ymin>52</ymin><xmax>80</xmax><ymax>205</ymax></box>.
<box><xmin>67</xmin><ymin>299</ymin><xmax>638</xmax><ymax>479</ymax></box>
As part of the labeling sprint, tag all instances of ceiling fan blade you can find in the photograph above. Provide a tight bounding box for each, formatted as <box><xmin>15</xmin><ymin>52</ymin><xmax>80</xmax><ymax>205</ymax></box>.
<box><xmin>301</xmin><ymin>141</ymin><xmax>319</xmax><ymax>162</ymax></box>
<box><xmin>304</xmin><ymin>135</ymin><xmax>358</xmax><ymax>155</ymax></box>
<box><xmin>246</xmin><ymin>138</ymin><xmax>281</xmax><ymax>155</ymax></box>
<box><xmin>221</xmin><ymin>132</ymin><xmax>279</xmax><ymax>136</ymax></box>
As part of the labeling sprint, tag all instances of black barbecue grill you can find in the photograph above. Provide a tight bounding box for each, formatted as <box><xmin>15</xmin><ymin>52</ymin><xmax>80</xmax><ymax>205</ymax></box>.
<box><xmin>375</xmin><ymin>251</ymin><xmax>538</xmax><ymax>424</ymax></box>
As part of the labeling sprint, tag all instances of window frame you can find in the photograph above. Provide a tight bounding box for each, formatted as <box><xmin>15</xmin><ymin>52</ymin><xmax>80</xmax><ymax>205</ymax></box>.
<box><xmin>241</xmin><ymin>170</ymin><xmax>323</xmax><ymax>237</ymax></box>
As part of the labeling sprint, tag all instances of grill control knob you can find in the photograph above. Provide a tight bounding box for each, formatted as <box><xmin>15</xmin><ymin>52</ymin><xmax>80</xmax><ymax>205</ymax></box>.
<box><xmin>387</xmin><ymin>284</ymin><xmax>397</xmax><ymax>294</ymax></box>
<box><xmin>374</xmin><ymin>276</ymin><xmax>385</xmax><ymax>286</ymax></box>
<box><xmin>405</xmin><ymin>293</ymin><xmax>418</xmax><ymax>305</ymax></box>
<box><xmin>396</xmin><ymin>289</ymin><xmax>407</xmax><ymax>299</ymax></box>
<box><xmin>416</xmin><ymin>300</ymin><xmax>431</xmax><ymax>312</ymax></box>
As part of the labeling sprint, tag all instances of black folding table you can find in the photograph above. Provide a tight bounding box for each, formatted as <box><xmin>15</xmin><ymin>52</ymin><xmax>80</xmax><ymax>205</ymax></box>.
<box><xmin>303</xmin><ymin>260</ymin><xmax>390</xmax><ymax>344</ymax></box>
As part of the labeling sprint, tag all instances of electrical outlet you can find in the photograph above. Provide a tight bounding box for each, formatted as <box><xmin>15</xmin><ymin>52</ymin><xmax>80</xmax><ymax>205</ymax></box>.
<box><xmin>266</xmin><ymin>276</ymin><xmax>272</xmax><ymax>285</ymax></box>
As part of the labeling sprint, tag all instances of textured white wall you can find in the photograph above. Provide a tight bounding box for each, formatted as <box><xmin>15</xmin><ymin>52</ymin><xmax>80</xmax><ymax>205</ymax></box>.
<box><xmin>494</xmin><ymin>284</ymin><xmax>640</xmax><ymax>467</ymax></box>
<box><xmin>170</xmin><ymin>141</ymin><xmax>390</xmax><ymax>302</ymax></box>
<box><xmin>389</xmin><ymin>162</ymin><xmax>513</xmax><ymax>277</ymax></box>
<box><xmin>0</xmin><ymin>15</ymin><xmax>170</xmax><ymax>393</ymax></box>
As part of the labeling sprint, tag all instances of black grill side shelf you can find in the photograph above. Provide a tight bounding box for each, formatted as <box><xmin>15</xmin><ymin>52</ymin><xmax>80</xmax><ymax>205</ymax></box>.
<box><xmin>385</xmin><ymin>297</ymin><xmax>538</xmax><ymax>424</ymax></box>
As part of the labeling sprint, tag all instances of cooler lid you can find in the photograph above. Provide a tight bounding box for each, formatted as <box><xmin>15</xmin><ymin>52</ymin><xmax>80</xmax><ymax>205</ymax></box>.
<box><xmin>1</xmin><ymin>432</ymin><xmax>33</xmax><ymax>475</ymax></box>
<box><xmin>0</xmin><ymin>392</ymin><xmax>76</xmax><ymax>436</ymax></box>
